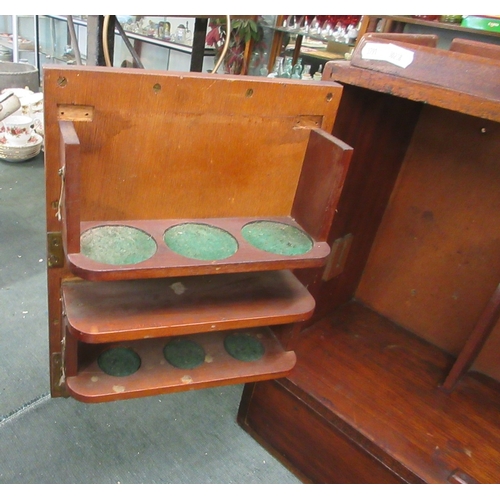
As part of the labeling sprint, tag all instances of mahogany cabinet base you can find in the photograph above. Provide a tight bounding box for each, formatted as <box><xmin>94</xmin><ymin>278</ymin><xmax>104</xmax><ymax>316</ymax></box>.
<box><xmin>238</xmin><ymin>379</ymin><xmax>406</xmax><ymax>483</ymax></box>
<box><xmin>238</xmin><ymin>301</ymin><xmax>500</xmax><ymax>483</ymax></box>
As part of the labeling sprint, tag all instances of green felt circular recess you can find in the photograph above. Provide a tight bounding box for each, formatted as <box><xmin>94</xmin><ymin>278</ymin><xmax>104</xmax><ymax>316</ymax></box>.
<box><xmin>241</xmin><ymin>220</ymin><xmax>313</xmax><ymax>256</ymax></box>
<box><xmin>81</xmin><ymin>225</ymin><xmax>157</xmax><ymax>265</ymax></box>
<box><xmin>224</xmin><ymin>331</ymin><xmax>265</xmax><ymax>362</ymax></box>
<box><xmin>163</xmin><ymin>223</ymin><xmax>238</xmax><ymax>261</ymax></box>
<box><xmin>97</xmin><ymin>347</ymin><xmax>141</xmax><ymax>377</ymax></box>
<box><xmin>163</xmin><ymin>338</ymin><xmax>206</xmax><ymax>369</ymax></box>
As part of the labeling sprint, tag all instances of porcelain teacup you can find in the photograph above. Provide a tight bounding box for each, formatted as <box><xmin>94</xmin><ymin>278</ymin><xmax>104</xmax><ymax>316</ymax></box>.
<box><xmin>3</xmin><ymin>115</ymin><xmax>33</xmax><ymax>146</ymax></box>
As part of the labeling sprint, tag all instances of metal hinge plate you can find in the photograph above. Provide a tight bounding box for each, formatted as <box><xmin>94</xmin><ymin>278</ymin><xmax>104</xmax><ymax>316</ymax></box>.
<box><xmin>47</xmin><ymin>232</ymin><xmax>64</xmax><ymax>268</ymax></box>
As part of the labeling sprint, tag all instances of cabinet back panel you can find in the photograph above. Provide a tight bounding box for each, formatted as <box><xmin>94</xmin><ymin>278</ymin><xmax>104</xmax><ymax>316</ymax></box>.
<box><xmin>356</xmin><ymin>105</ymin><xmax>500</xmax><ymax>379</ymax></box>
<box><xmin>43</xmin><ymin>66</ymin><xmax>341</xmax><ymax>222</ymax></box>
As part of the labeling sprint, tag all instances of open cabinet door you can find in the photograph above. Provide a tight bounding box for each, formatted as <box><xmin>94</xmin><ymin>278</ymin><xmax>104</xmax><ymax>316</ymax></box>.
<box><xmin>44</xmin><ymin>66</ymin><xmax>351</xmax><ymax>402</ymax></box>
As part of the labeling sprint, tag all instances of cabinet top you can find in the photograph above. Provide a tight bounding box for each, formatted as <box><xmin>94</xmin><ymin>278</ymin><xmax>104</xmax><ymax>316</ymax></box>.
<box><xmin>324</xmin><ymin>33</ymin><xmax>500</xmax><ymax>122</ymax></box>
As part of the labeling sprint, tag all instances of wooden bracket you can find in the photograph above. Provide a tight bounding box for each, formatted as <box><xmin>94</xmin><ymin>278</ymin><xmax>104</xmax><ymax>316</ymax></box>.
<box><xmin>57</xmin><ymin>104</ymin><xmax>94</xmax><ymax>121</ymax></box>
<box><xmin>322</xmin><ymin>233</ymin><xmax>353</xmax><ymax>281</ymax></box>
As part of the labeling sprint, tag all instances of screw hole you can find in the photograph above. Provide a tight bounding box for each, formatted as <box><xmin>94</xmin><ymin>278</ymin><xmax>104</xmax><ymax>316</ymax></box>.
<box><xmin>326</xmin><ymin>92</ymin><xmax>333</xmax><ymax>102</ymax></box>
<box><xmin>153</xmin><ymin>83</ymin><xmax>162</xmax><ymax>94</ymax></box>
<box><xmin>245</xmin><ymin>88</ymin><xmax>254</xmax><ymax>98</ymax></box>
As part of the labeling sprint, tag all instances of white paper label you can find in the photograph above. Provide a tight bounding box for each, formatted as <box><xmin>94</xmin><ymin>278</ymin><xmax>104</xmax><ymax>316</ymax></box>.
<box><xmin>361</xmin><ymin>42</ymin><xmax>414</xmax><ymax>69</ymax></box>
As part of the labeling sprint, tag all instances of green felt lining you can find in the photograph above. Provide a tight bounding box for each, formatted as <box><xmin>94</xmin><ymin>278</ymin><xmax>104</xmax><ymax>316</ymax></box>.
<box><xmin>164</xmin><ymin>223</ymin><xmax>238</xmax><ymax>261</ymax></box>
<box><xmin>81</xmin><ymin>225</ymin><xmax>157</xmax><ymax>265</ymax></box>
<box><xmin>163</xmin><ymin>338</ymin><xmax>206</xmax><ymax>369</ymax></box>
<box><xmin>241</xmin><ymin>221</ymin><xmax>313</xmax><ymax>256</ymax></box>
<box><xmin>224</xmin><ymin>331</ymin><xmax>265</xmax><ymax>362</ymax></box>
<box><xmin>97</xmin><ymin>347</ymin><xmax>142</xmax><ymax>377</ymax></box>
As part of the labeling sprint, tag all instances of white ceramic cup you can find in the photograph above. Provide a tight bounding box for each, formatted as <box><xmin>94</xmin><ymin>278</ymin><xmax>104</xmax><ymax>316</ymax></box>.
<box><xmin>3</xmin><ymin>115</ymin><xmax>33</xmax><ymax>146</ymax></box>
<box><xmin>0</xmin><ymin>92</ymin><xmax>22</xmax><ymax>121</ymax></box>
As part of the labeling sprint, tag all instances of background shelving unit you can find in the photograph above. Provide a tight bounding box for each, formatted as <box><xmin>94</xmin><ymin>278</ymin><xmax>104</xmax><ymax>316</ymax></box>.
<box><xmin>367</xmin><ymin>15</ymin><xmax>500</xmax><ymax>48</ymax></box>
<box><xmin>266</xmin><ymin>15</ymin><xmax>367</xmax><ymax>76</ymax></box>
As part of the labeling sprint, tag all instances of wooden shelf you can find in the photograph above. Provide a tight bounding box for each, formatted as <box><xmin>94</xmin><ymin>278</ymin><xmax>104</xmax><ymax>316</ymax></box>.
<box><xmin>239</xmin><ymin>302</ymin><xmax>500</xmax><ymax>483</ymax></box>
<box><xmin>66</xmin><ymin>217</ymin><xmax>330</xmax><ymax>281</ymax></box>
<box><xmin>62</xmin><ymin>270</ymin><xmax>315</xmax><ymax>344</ymax></box>
<box><xmin>66</xmin><ymin>327</ymin><xmax>296</xmax><ymax>403</ymax></box>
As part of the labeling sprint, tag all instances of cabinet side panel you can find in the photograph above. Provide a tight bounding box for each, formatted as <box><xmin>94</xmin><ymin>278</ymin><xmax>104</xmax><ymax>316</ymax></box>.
<box><xmin>295</xmin><ymin>85</ymin><xmax>422</xmax><ymax>318</ymax></box>
<box><xmin>239</xmin><ymin>380</ymin><xmax>404</xmax><ymax>484</ymax></box>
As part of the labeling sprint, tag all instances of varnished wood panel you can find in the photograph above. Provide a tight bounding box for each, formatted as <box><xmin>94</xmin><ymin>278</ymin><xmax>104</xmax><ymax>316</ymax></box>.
<box><xmin>284</xmin><ymin>302</ymin><xmax>500</xmax><ymax>483</ymax></box>
<box><xmin>450</xmin><ymin>38</ymin><xmax>500</xmax><ymax>61</ymax></box>
<box><xmin>292</xmin><ymin>128</ymin><xmax>352</xmax><ymax>241</ymax></box>
<box><xmin>238</xmin><ymin>381</ymin><xmax>406</xmax><ymax>483</ymax></box>
<box><xmin>325</xmin><ymin>60</ymin><xmax>500</xmax><ymax>122</ymax></box>
<box><xmin>356</xmin><ymin>106</ymin><xmax>500</xmax><ymax>378</ymax></box>
<box><xmin>44</xmin><ymin>66</ymin><xmax>342</xmax><ymax>224</ymax></box>
<box><xmin>294</xmin><ymin>85</ymin><xmax>422</xmax><ymax>319</ymax></box>
<box><xmin>351</xmin><ymin>34</ymin><xmax>500</xmax><ymax>107</ymax></box>
<box><xmin>62</xmin><ymin>270</ymin><xmax>315</xmax><ymax>344</ymax></box>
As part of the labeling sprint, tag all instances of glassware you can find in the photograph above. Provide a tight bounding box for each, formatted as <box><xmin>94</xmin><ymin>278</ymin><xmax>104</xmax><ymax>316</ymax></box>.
<box><xmin>281</xmin><ymin>56</ymin><xmax>293</xmax><ymax>78</ymax></box>
<box><xmin>184</xmin><ymin>21</ymin><xmax>192</xmax><ymax>45</ymax></box>
<box><xmin>175</xmin><ymin>24</ymin><xmax>186</xmax><ymax>44</ymax></box>
<box><xmin>291</xmin><ymin>58</ymin><xmax>303</xmax><ymax>79</ymax></box>
<box><xmin>268</xmin><ymin>57</ymin><xmax>283</xmax><ymax>78</ymax></box>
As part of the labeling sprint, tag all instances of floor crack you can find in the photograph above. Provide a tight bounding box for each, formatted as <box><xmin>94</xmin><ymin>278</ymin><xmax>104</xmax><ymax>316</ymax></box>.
<box><xmin>0</xmin><ymin>393</ymin><xmax>50</xmax><ymax>427</ymax></box>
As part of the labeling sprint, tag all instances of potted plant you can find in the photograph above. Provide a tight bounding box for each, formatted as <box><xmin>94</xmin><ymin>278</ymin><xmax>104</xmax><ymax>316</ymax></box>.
<box><xmin>206</xmin><ymin>17</ymin><xmax>264</xmax><ymax>74</ymax></box>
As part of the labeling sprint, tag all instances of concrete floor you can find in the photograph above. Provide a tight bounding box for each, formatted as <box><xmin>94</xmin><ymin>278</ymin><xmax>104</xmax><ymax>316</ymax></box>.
<box><xmin>0</xmin><ymin>152</ymin><xmax>301</xmax><ymax>484</ymax></box>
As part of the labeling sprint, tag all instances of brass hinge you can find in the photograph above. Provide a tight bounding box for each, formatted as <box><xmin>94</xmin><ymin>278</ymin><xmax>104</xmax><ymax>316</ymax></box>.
<box><xmin>47</xmin><ymin>232</ymin><xmax>64</xmax><ymax>268</ymax></box>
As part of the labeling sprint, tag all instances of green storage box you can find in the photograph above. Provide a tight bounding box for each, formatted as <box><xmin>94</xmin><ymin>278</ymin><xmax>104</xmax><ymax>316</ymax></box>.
<box><xmin>461</xmin><ymin>16</ymin><xmax>500</xmax><ymax>33</ymax></box>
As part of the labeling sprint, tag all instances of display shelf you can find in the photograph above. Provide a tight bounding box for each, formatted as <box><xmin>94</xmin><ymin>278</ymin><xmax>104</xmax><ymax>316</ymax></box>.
<box><xmin>272</xmin><ymin>26</ymin><xmax>356</xmax><ymax>47</ymax></box>
<box><xmin>65</xmin><ymin>327</ymin><xmax>296</xmax><ymax>403</ymax></box>
<box><xmin>0</xmin><ymin>15</ymin><xmax>38</xmax><ymax>67</ymax></box>
<box><xmin>371</xmin><ymin>15</ymin><xmax>500</xmax><ymax>40</ymax></box>
<box><xmin>266</xmin><ymin>15</ymin><xmax>368</xmax><ymax>74</ymax></box>
<box><xmin>45</xmin><ymin>14</ymin><xmax>206</xmax><ymax>54</ymax></box>
<box><xmin>62</xmin><ymin>270</ymin><xmax>315</xmax><ymax>344</ymax></box>
<box><xmin>0</xmin><ymin>35</ymin><xmax>34</xmax><ymax>51</ymax></box>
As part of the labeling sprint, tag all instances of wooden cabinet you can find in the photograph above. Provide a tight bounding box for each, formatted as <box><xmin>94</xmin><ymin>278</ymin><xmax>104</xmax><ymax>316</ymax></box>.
<box><xmin>44</xmin><ymin>66</ymin><xmax>351</xmax><ymax>402</ymax></box>
<box><xmin>238</xmin><ymin>35</ymin><xmax>500</xmax><ymax>483</ymax></box>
